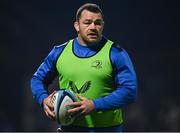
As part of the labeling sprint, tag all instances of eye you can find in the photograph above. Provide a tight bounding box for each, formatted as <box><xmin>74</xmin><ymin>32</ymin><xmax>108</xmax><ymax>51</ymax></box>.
<box><xmin>94</xmin><ymin>20</ymin><xmax>103</xmax><ymax>26</ymax></box>
<box><xmin>83</xmin><ymin>21</ymin><xmax>92</xmax><ymax>25</ymax></box>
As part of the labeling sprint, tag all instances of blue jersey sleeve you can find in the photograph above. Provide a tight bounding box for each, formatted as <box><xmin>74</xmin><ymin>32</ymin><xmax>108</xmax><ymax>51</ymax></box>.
<box><xmin>31</xmin><ymin>43</ymin><xmax>66</xmax><ymax>106</ymax></box>
<box><xmin>93</xmin><ymin>45</ymin><xmax>137</xmax><ymax>111</ymax></box>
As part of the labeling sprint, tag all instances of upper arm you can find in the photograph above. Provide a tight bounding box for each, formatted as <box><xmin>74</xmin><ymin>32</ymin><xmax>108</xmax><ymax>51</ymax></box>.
<box><xmin>111</xmin><ymin>45</ymin><xmax>137</xmax><ymax>91</ymax></box>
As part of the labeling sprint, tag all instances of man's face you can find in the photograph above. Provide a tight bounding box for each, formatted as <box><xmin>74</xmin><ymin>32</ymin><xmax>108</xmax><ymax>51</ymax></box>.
<box><xmin>74</xmin><ymin>10</ymin><xmax>104</xmax><ymax>45</ymax></box>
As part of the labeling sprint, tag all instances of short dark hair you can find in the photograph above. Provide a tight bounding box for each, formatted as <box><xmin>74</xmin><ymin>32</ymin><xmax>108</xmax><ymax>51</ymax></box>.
<box><xmin>76</xmin><ymin>3</ymin><xmax>103</xmax><ymax>21</ymax></box>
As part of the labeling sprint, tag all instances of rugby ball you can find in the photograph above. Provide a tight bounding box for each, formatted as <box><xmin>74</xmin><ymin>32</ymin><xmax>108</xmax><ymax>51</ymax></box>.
<box><xmin>51</xmin><ymin>89</ymin><xmax>77</xmax><ymax>126</ymax></box>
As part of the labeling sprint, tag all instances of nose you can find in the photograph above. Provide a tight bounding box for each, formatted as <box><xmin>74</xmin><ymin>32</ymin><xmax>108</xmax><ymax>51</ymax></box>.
<box><xmin>89</xmin><ymin>22</ymin><xmax>96</xmax><ymax>29</ymax></box>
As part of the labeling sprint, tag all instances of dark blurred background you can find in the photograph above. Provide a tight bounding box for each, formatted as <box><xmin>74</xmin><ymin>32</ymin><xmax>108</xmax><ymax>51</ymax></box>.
<box><xmin>1</xmin><ymin>0</ymin><xmax>180</xmax><ymax>131</ymax></box>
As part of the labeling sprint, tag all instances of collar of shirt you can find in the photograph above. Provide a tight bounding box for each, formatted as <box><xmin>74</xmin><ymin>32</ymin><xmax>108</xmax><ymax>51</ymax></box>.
<box><xmin>73</xmin><ymin>37</ymin><xmax>107</xmax><ymax>57</ymax></box>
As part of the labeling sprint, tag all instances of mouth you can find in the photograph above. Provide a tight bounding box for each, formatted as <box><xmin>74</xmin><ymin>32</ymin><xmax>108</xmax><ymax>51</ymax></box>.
<box><xmin>87</xmin><ymin>33</ymin><xmax>98</xmax><ymax>37</ymax></box>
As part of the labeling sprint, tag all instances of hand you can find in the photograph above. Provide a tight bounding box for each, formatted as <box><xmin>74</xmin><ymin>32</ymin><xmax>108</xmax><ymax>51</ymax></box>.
<box><xmin>67</xmin><ymin>95</ymin><xmax>95</xmax><ymax>118</ymax></box>
<box><xmin>43</xmin><ymin>91</ymin><xmax>56</xmax><ymax>120</ymax></box>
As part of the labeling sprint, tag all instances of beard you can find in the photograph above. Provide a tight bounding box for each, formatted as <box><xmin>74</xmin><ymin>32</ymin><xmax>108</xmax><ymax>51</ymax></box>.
<box><xmin>79</xmin><ymin>33</ymin><xmax>102</xmax><ymax>45</ymax></box>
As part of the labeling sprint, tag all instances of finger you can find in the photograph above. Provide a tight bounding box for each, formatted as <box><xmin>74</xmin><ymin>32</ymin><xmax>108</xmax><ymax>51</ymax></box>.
<box><xmin>71</xmin><ymin>112</ymin><xmax>83</xmax><ymax>118</ymax></box>
<box><xmin>74</xmin><ymin>110</ymin><xmax>86</xmax><ymax>118</ymax></box>
<box><xmin>44</xmin><ymin>109</ymin><xmax>55</xmax><ymax>120</ymax></box>
<box><xmin>70</xmin><ymin>106</ymin><xmax>88</xmax><ymax>118</ymax></box>
<box><xmin>48</xmin><ymin>105</ymin><xmax>54</xmax><ymax>111</ymax></box>
<box><xmin>81</xmin><ymin>109</ymin><xmax>86</xmax><ymax>115</ymax></box>
<box><xmin>44</xmin><ymin>105</ymin><xmax>55</xmax><ymax>118</ymax></box>
<box><xmin>77</xmin><ymin>95</ymin><xmax>87</xmax><ymax>101</ymax></box>
<box><xmin>44</xmin><ymin>110</ymin><xmax>52</xmax><ymax>119</ymax></box>
<box><xmin>48</xmin><ymin>101</ymin><xmax>54</xmax><ymax>109</ymax></box>
<box><xmin>46</xmin><ymin>101</ymin><xmax>54</xmax><ymax>110</ymax></box>
<box><xmin>68</xmin><ymin>106</ymin><xmax>83</xmax><ymax>114</ymax></box>
<box><xmin>66</xmin><ymin>101</ymin><xmax>82</xmax><ymax>107</ymax></box>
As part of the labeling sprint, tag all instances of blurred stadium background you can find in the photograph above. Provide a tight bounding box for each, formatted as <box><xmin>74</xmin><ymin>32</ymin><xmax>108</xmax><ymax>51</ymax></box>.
<box><xmin>1</xmin><ymin>0</ymin><xmax>180</xmax><ymax>131</ymax></box>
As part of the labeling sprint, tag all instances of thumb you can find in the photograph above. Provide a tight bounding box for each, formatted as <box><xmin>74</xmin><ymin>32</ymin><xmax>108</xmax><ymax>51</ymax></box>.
<box><xmin>77</xmin><ymin>95</ymin><xmax>87</xmax><ymax>101</ymax></box>
<box><xmin>49</xmin><ymin>91</ymin><xmax>56</xmax><ymax>98</ymax></box>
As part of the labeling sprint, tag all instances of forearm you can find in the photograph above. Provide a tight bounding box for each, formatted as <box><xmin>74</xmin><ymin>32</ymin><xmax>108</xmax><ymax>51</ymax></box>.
<box><xmin>30</xmin><ymin>46</ymin><xmax>62</xmax><ymax>106</ymax></box>
<box><xmin>93</xmin><ymin>85</ymin><xmax>137</xmax><ymax>111</ymax></box>
<box><xmin>31</xmin><ymin>76</ymin><xmax>49</xmax><ymax>106</ymax></box>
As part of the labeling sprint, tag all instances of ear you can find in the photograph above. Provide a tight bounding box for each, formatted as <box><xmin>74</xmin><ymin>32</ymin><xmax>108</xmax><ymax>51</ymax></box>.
<box><xmin>74</xmin><ymin>21</ymin><xmax>79</xmax><ymax>32</ymax></box>
<box><xmin>102</xmin><ymin>21</ymin><xmax>105</xmax><ymax>29</ymax></box>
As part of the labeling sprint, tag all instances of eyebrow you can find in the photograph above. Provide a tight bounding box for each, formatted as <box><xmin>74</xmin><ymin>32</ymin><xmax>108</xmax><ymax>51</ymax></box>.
<box><xmin>83</xmin><ymin>19</ymin><xmax>103</xmax><ymax>22</ymax></box>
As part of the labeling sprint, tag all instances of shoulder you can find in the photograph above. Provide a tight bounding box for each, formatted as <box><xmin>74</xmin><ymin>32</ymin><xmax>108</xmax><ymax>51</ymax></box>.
<box><xmin>104</xmin><ymin>36</ymin><xmax>124</xmax><ymax>54</ymax></box>
<box><xmin>111</xmin><ymin>43</ymin><xmax>123</xmax><ymax>53</ymax></box>
<box><xmin>110</xmin><ymin>42</ymin><xmax>128</xmax><ymax>58</ymax></box>
<box><xmin>53</xmin><ymin>41</ymin><xmax>69</xmax><ymax>52</ymax></box>
<box><xmin>45</xmin><ymin>41</ymin><xmax>69</xmax><ymax>63</ymax></box>
<box><xmin>110</xmin><ymin>42</ymin><xmax>132</xmax><ymax>67</ymax></box>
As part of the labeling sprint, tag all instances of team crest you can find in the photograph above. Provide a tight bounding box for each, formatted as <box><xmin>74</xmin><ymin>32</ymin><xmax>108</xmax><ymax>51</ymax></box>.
<box><xmin>91</xmin><ymin>60</ymin><xmax>102</xmax><ymax>69</ymax></box>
